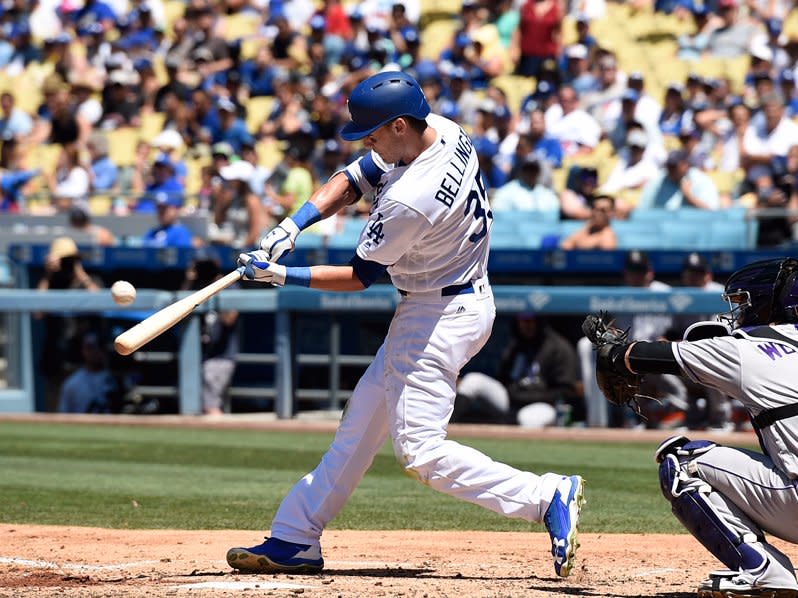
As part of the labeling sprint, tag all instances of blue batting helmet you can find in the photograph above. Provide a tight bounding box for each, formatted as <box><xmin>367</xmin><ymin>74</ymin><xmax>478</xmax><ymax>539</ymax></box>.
<box><xmin>720</xmin><ymin>257</ymin><xmax>798</xmax><ymax>328</ymax></box>
<box><xmin>341</xmin><ymin>71</ymin><xmax>431</xmax><ymax>141</ymax></box>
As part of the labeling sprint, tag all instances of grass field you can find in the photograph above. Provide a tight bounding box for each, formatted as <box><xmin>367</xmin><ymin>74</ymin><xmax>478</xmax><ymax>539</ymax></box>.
<box><xmin>0</xmin><ymin>422</ymin><xmax>754</xmax><ymax>534</ymax></box>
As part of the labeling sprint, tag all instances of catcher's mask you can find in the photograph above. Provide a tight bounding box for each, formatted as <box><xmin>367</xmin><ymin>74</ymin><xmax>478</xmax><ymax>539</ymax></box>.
<box><xmin>719</xmin><ymin>257</ymin><xmax>798</xmax><ymax>328</ymax></box>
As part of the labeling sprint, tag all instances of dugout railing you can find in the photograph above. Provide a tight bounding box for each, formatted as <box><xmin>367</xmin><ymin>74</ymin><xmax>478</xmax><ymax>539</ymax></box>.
<box><xmin>0</xmin><ymin>285</ymin><xmax>730</xmax><ymax>416</ymax></box>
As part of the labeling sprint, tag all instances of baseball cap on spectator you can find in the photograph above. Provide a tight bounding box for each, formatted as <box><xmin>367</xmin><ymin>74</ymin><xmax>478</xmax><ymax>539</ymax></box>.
<box><xmin>626</xmin><ymin>129</ymin><xmax>648</xmax><ymax>148</ymax></box>
<box><xmin>598</xmin><ymin>54</ymin><xmax>617</xmax><ymax>69</ymax></box>
<box><xmin>211</xmin><ymin>142</ymin><xmax>235</xmax><ymax>159</ymax></box>
<box><xmin>780</xmin><ymin>68</ymin><xmax>795</xmax><ymax>84</ymax></box>
<box><xmin>155</xmin><ymin>191</ymin><xmax>182</xmax><ymax>208</ymax></box>
<box><xmin>109</xmin><ymin>69</ymin><xmax>140</xmax><ymax>86</ymax></box>
<box><xmin>666</xmin><ymin>149</ymin><xmax>689</xmax><ymax>167</ymax></box>
<box><xmin>153</xmin><ymin>154</ymin><xmax>174</xmax><ymax>169</ymax></box>
<box><xmin>691</xmin><ymin>3</ymin><xmax>709</xmax><ymax>16</ymax></box>
<box><xmin>477</xmin><ymin>98</ymin><xmax>497</xmax><ymax>114</ymax></box>
<box><xmin>165</xmin><ymin>54</ymin><xmax>182</xmax><ymax>70</ymax></box>
<box><xmin>324</xmin><ymin>139</ymin><xmax>342</xmax><ymax>154</ymax></box>
<box><xmin>767</xmin><ymin>18</ymin><xmax>783</xmax><ymax>35</ymax></box>
<box><xmin>448</xmin><ymin>65</ymin><xmax>468</xmax><ymax>81</ymax></box>
<box><xmin>667</xmin><ymin>82</ymin><xmax>684</xmax><ymax>94</ymax></box>
<box><xmin>622</xmin><ymin>88</ymin><xmax>640</xmax><ymax>103</ymax></box>
<box><xmin>629</xmin><ymin>72</ymin><xmax>645</xmax><ymax>85</ymax></box>
<box><xmin>348</xmin><ymin>54</ymin><xmax>367</xmax><ymax>71</ymax></box>
<box><xmin>220</xmin><ymin>160</ymin><xmax>255</xmax><ymax>182</ymax></box>
<box><xmin>494</xmin><ymin>104</ymin><xmax>512</xmax><ymax>121</ymax></box>
<box><xmin>69</xmin><ymin>203</ymin><xmax>91</xmax><ymax>228</ymax></box>
<box><xmin>151</xmin><ymin>129</ymin><xmax>183</xmax><ymax>150</ymax></box>
<box><xmin>683</xmin><ymin>252</ymin><xmax>709</xmax><ymax>273</ymax></box>
<box><xmin>462</xmin><ymin>0</ymin><xmax>479</xmax><ymax>10</ymax></box>
<box><xmin>718</xmin><ymin>0</ymin><xmax>736</xmax><ymax>7</ymax></box>
<box><xmin>566</xmin><ymin>44</ymin><xmax>588</xmax><ymax>60</ymax></box>
<box><xmin>686</xmin><ymin>73</ymin><xmax>702</xmax><ymax>86</ymax></box>
<box><xmin>47</xmin><ymin>32</ymin><xmax>72</xmax><ymax>45</ymax></box>
<box><xmin>521</xmin><ymin>152</ymin><xmax>542</xmax><ymax>170</ymax></box>
<box><xmin>403</xmin><ymin>29</ymin><xmax>419</xmax><ymax>44</ymax></box>
<box><xmin>310</xmin><ymin>14</ymin><xmax>325</xmax><ymax>30</ymax></box>
<box><xmin>624</xmin><ymin>250</ymin><xmax>651</xmax><ymax>272</ymax></box>
<box><xmin>217</xmin><ymin>96</ymin><xmax>237</xmax><ymax>114</ymax></box>
<box><xmin>576</xmin><ymin>14</ymin><xmax>590</xmax><ymax>25</ymax></box>
<box><xmin>193</xmin><ymin>47</ymin><xmax>214</xmax><ymax>63</ymax></box>
<box><xmin>533</xmin><ymin>80</ymin><xmax>555</xmax><ymax>99</ymax></box>
<box><xmin>752</xmin><ymin>71</ymin><xmax>773</xmax><ymax>84</ymax></box>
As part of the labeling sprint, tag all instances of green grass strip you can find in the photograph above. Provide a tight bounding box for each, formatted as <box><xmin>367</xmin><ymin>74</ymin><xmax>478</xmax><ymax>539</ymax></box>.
<box><xmin>0</xmin><ymin>422</ymin><xmax>754</xmax><ymax>533</ymax></box>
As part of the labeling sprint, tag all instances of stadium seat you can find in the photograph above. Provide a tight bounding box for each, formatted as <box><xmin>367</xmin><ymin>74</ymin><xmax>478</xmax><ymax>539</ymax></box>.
<box><xmin>702</xmin><ymin>221</ymin><xmax>750</xmax><ymax>249</ymax></box>
<box><xmin>419</xmin><ymin>18</ymin><xmax>459</xmax><ymax>60</ymax></box>
<box><xmin>221</xmin><ymin>12</ymin><xmax>261</xmax><ymax>41</ymax></box>
<box><xmin>491</xmin><ymin>75</ymin><xmax>536</xmax><ymax>115</ymax></box>
<box><xmin>106</xmin><ymin>128</ymin><xmax>141</xmax><ymax>167</ymax></box>
<box><xmin>246</xmin><ymin>96</ymin><xmax>274</xmax><ymax>134</ymax></box>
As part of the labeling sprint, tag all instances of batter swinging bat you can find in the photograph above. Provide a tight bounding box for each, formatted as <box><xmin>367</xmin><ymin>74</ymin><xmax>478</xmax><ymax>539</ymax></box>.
<box><xmin>114</xmin><ymin>267</ymin><xmax>244</xmax><ymax>356</ymax></box>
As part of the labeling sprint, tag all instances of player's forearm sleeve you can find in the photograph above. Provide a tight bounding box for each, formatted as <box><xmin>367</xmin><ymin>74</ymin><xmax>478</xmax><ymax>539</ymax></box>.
<box><xmin>628</xmin><ymin>341</ymin><xmax>682</xmax><ymax>375</ymax></box>
<box><xmin>349</xmin><ymin>255</ymin><xmax>387</xmax><ymax>288</ymax></box>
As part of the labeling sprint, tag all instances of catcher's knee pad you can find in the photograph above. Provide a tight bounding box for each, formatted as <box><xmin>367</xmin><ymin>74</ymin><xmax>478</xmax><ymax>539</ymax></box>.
<box><xmin>658</xmin><ymin>452</ymin><xmax>766</xmax><ymax>572</ymax></box>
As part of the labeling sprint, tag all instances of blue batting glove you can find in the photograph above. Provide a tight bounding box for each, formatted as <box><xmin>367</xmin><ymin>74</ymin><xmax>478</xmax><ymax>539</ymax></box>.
<box><xmin>237</xmin><ymin>251</ymin><xmax>287</xmax><ymax>285</ymax></box>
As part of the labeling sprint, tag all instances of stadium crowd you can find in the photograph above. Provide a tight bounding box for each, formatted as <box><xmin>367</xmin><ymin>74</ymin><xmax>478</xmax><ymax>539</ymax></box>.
<box><xmin>3</xmin><ymin>0</ymin><xmax>798</xmax><ymax>429</ymax></box>
<box><xmin>1</xmin><ymin>0</ymin><xmax>798</xmax><ymax>248</ymax></box>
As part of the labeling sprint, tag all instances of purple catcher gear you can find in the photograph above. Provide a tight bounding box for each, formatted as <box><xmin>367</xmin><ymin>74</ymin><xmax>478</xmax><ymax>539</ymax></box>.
<box><xmin>720</xmin><ymin>257</ymin><xmax>798</xmax><ymax>329</ymax></box>
<box><xmin>657</xmin><ymin>437</ymin><xmax>767</xmax><ymax>573</ymax></box>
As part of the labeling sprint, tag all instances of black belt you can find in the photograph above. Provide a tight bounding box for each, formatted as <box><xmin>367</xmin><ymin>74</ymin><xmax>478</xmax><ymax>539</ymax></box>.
<box><xmin>398</xmin><ymin>282</ymin><xmax>475</xmax><ymax>297</ymax></box>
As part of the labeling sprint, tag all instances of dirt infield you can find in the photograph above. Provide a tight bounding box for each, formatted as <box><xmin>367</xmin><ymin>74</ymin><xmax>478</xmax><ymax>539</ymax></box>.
<box><xmin>7</xmin><ymin>524</ymin><xmax>798</xmax><ymax>597</ymax></box>
<box><xmin>0</xmin><ymin>416</ymin><xmax>772</xmax><ymax>597</ymax></box>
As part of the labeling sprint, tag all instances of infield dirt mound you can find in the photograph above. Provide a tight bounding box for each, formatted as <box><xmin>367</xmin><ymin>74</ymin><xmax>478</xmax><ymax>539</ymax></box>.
<box><xmin>3</xmin><ymin>525</ymin><xmax>797</xmax><ymax>597</ymax></box>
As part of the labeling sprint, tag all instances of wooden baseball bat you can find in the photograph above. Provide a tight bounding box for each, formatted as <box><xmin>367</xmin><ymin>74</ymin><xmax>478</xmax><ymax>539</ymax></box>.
<box><xmin>114</xmin><ymin>268</ymin><xmax>244</xmax><ymax>356</ymax></box>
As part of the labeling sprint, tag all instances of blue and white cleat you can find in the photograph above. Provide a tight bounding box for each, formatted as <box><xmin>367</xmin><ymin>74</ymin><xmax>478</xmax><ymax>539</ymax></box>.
<box><xmin>543</xmin><ymin>475</ymin><xmax>586</xmax><ymax>578</ymax></box>
<box><xmin>226</xmin><ymin>537</ymin><xmax>324</xmax><ymax>573</ymax></box>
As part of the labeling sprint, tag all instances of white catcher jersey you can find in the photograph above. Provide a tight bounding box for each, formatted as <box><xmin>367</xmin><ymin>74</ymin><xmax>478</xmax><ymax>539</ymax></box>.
<box><xmin>344</xmin><ymin>113</ymin><xmax>491</xmax><ymax>292</ymax></box>
<box><xmin>672</xmin><ymin>323</ymin><xmax>798</xmax><ymax>477</ymax></box>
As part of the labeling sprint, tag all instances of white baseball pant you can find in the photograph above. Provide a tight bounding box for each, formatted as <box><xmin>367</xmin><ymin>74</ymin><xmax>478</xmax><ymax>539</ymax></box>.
<box><xmin>270</xmin><ymin>282</ymin><xmax>567</xmax><ymax>546</ymax></box>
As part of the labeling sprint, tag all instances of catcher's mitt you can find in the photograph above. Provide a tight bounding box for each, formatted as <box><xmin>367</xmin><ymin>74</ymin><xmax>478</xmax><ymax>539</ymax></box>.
<box><xmin>581</xmin><ymin>312</ymin><xmax>642</xmax><ymax>411</ymax></box>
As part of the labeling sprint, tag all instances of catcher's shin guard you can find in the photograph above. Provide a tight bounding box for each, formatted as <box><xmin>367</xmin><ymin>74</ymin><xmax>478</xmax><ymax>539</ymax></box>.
<box><xmin>658</xmin><ymin>451</ymin><xmax>766</xmax><ymax>573</ymax></box>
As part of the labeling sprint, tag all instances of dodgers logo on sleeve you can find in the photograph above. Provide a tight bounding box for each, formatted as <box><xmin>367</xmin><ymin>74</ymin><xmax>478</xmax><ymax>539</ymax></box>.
<box><xmin>366</xmin><ymin>213</ymin><xmax>385</xmax><ymax>245</ymax></box>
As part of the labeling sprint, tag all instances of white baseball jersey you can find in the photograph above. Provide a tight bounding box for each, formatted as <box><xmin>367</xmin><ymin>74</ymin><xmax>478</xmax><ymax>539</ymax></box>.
<box><xmin>673</xmin><ymin>323</ymin><xmax>798</xmax><ymax>477</ymax></box>
<box><xmin>344</xmin><ymin>113</ymin><xmax>491</xmax><ymax>293</ymax></box>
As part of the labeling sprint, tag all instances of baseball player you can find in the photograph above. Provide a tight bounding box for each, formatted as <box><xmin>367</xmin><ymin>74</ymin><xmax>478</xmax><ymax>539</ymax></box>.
<box><xmin>585</xmin><ymin>257</ymin><xmax>798</xmax><ymax>597</ymax></box>
<box><xmin>226</xmin><ymin>71</ymin><xmax>585</xmax><ymax>577</ymax></box>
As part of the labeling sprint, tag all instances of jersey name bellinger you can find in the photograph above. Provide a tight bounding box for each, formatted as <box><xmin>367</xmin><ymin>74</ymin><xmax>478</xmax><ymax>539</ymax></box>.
<box><xmin>434</xmin><ymin>129</ymin><xmax>474</xmax><ymax>208</ymax></box>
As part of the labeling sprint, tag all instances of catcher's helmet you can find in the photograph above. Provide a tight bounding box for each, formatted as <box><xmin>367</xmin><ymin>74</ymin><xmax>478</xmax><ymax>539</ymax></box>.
<box><xmin>720</xmin><ymin>257</ymin><xmax>798</xmax><ymax>328</ymax></box>
<box><xmin>340</xmin><ymin>70</ymin><xmax>431</xmax><ymax>141</ymax></box>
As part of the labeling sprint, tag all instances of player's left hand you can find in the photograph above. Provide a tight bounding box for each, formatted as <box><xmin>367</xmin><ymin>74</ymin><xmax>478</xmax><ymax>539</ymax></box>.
<box><xmin>237</xmin><ymin>251</ymin><xmax>287</xmax><ymax>286</ymax></box>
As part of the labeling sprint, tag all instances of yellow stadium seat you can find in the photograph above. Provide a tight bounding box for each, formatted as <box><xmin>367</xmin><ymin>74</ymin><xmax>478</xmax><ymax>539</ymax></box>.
<box><xmin>256</xmin><ymin>139</ymin><xmax>284</xmax><ymax>170</ymax></box>
<box><xmin>491</xmin><ymin>74</ymin><xmax>535</xmax><ymax>115</ymax></box>
<box><xmin>163</xmin><ymin>0</ymin><xmax>186</xmax><ymax>30</ymax></box>
<box><xmin>106</xmin><ymin>128</ymin><xmax>141</xmax><ymax>167</ymax></box>
<box><xmin>140</xmin><ymin>112</ymin><xmax>166</xmax><ymax>142</ymax></box>
<box><xmin>551</xmin><ymin>167</ymin><xmax>567</xmax><ymax>193</ymax></box>
<box><xmin>246</xmin><ymin>96</ymin><xmax>275</xmax><ymax>134</ymax></box>
<box><xmin>221</xmin><ymin>12</ymin><xmax>261</xmax><ymax>41</ymax></box>
<box><xmin>419</xmin><ymin>18</ymin><xmax>459</xmax><ymax>61</ymax></box>
<box><xmin>88</xmin><ymin>194</ymin><xmax>113</xmax><ymax>216</ymax></box>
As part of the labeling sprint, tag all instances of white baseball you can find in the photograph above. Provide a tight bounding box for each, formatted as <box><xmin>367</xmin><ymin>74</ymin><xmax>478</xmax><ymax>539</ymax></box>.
<box><xmin>111</xmin><ymin>280</ymin><xmax>137</xmax><ymax>306</ymax></box>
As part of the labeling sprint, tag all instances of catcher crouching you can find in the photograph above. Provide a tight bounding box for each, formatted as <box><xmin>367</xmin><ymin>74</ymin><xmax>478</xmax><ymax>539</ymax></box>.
<box><xmin>583</xmin><ymin>257</ymin><xmax>798</xmax><ymax>598</ymax></box>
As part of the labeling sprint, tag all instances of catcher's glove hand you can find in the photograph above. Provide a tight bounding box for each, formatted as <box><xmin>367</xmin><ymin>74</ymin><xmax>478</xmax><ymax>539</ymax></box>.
<box><xmin>582</xmin><ymin>312</ymin><xmax>642</xmax><ymax>412</ymax></box>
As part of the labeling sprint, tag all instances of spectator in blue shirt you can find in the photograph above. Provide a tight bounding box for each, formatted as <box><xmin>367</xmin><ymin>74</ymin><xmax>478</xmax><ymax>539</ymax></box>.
<box><xmin>86</xmin><ymin>132</ymin><xmax>118</xmax><ymax>192</ymax></box>
<box><xmin>142</xmin><ymin>193</ymin><xmax>196</xmax><ymax>247</ymax></box>
<box><xmin>213</xmin><ymin>97</ymin><xmax>254</xmax><ymax>153</ymax></box>
<box><xmin>0</xmin><ymin>92</ymin><xmax>33</xmax><ymax>142</ymax></box>
<box><xmin>637</xmin><ymin>149</ymin><xmax>720</xmax><ymax>210</ymax></box>
<box><xmin>70</xmin><ymin>0</ymin><xmax>117</xmax><ymax>36</ymax></box>
<box><xmin>239</xmin><ymin>46</ymin><xmax>278</xmax><ymax>98</ymax></box>
<box><xmin>135</xmin><ymin>155</ymin><xmax>185</xmax><ymax>213</ymax></box>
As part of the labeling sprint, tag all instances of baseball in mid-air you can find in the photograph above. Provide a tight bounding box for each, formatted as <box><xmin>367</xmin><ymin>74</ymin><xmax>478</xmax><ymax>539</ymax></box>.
<box><xmin>111</xmin><ymin>280</ymin><xmax>137</xmax><ymax>306</ymax></box>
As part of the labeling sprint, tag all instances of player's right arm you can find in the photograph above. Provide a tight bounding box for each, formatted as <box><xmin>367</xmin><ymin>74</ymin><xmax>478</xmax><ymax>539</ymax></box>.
<box><xmin>257</xmin><ymin>151</ymin><xmax>386</xmax><ymax>262</ymax></box>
